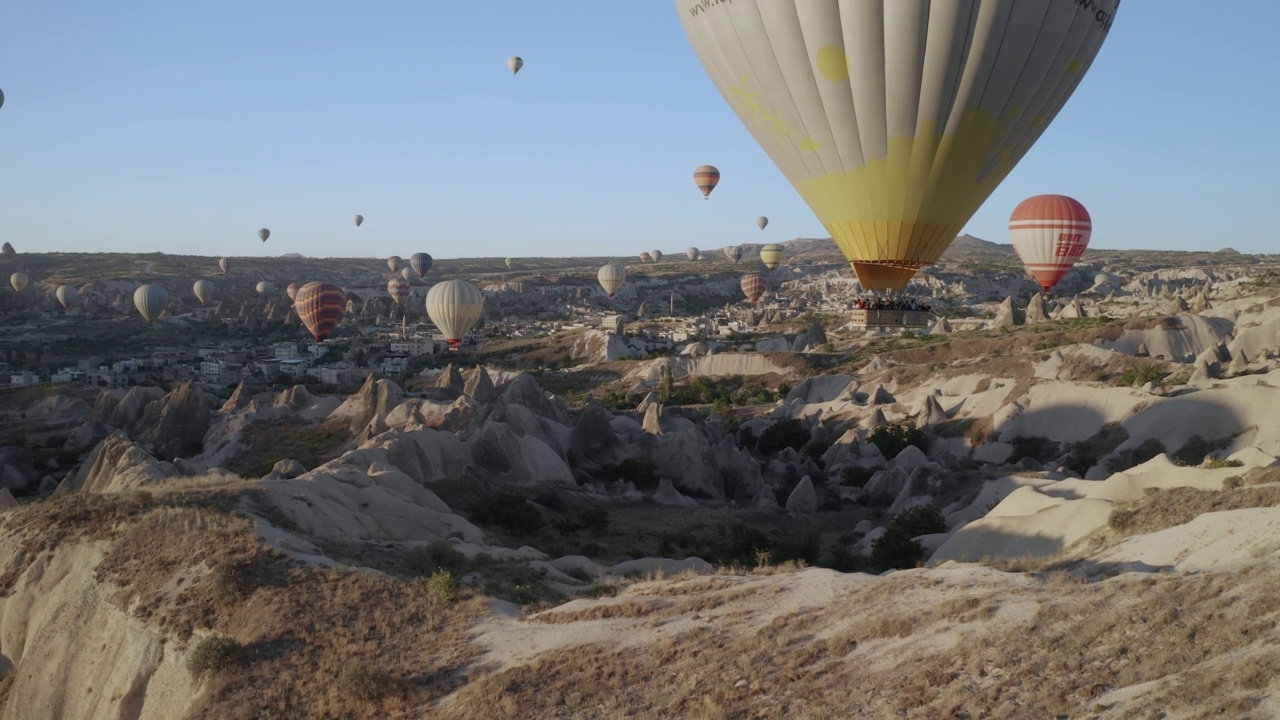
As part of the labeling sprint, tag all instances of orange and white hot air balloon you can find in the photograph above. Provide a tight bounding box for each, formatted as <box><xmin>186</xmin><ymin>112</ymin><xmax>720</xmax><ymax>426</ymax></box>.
<box><xmin>1009</xmin><ymin>194</ymin><xmax>1092</xmax><ymax>293</ymax></box>
<box><xmin>693</xmin><ymin>165</ymin><xmax>720</xmax><ymax>199</ymax></box>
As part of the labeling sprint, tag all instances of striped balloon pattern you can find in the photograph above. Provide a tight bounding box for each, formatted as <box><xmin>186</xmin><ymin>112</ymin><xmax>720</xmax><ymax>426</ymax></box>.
<box><xmin>410</xmin><ymin>252</ymin><xmax>433</xmax><ymax>278</ymax></box>
<box><xmin>651</xmin><ymin>250</ymin><xmax>663</xmax><ymax>263</ymax></box>
<box><xmin>693</xmin><ymin>164</ymin><xmax>720</xmax><ymax>199</ymax></box>
<box><xmin>638</xmin><ymin>252</ymin><xmax>652</xmax><ymax>264</ymax></box>
<box><xmin>760</xmin><ymin>244</ymin><xmax>784</xmax><ymax>270</ymax></box>
<box><xmin>740</xmin><ymin>273</ymin><xmax>768</xmax><ymax>304</ymax></box>
<box><xmin>724</xmin><ymin>246</ymin><xmax>743</xmax><ymax>263</ymax></box>
<box><xmin>295</xmin><ymin>282</ymin><xmax>347</xmax><ymax>341</ymax></box>
<box><xmin>387</xmin><ymin>256</ymin><xmax>401</xmax><ymax>273</ymax></box>
<box><xmin>193</xmin><ymin>280</ymin><xmax>214</xmax><ymax>305</ymax></box>
<box><xmin>387</xmin><ymin>277</ymin><xmax>411</xmax><ymax>306</ymax></box>
<box><xmin>426</xmin><ymin>279</ymin><xmax>485</xmax><ymax>348</ymax></box>
<box><xmin>597</xmin><ymin>263</ymin><xmax>626</xmax><ymax>298</ymax></box>
<box><xmin>134</xmin><ymin>284</ymin><xmax>169</xmax><ymax>324</ymax></box>
<box><xmin>1009</xmin><ymin>194</ymin><xmax>1092</xmax><ymax>292</ymax></box>
<box><xmin>219</xmin><ymin>258</ymin><xmax>230</xmax><ymax>274</ymax></box>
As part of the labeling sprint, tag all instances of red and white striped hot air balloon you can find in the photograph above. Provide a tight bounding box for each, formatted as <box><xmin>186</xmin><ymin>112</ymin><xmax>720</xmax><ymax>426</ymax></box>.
<box><xmin>740</xmin><ymin>273</ymin><xmax>767</xmax><ymax>305</ymax></box>
<box><xmin>1009</xmin><ymin>195</ymin><xmax>1092</xmax><ymax>293</ymax></box>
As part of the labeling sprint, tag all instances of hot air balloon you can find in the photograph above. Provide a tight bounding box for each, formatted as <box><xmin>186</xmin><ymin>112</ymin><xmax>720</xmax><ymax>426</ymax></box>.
<box><xmin>286</xmin><ymin>282</ymin><xmax>302</xmax><ymax>301</ymax></box>
<box><xmin>757</xmin><ymin>216</ymin><xmax>769</xmax><ymax>231</ymax></box>
<box><xmin>426</xmin><ymin>280</ymin><xmax>485</xmax><ymax>349</ymax></box>
<box><xmin>354</xmin><ymin>214</ymin><xmax>364</xmax><ymax>228</ymax></box>
<box><xmin>639</xmin><ymin>252</ymin><xmax>653</xmax><ymax>264</ymax></box>
<box><xmin>740</xmin><ymin>273</ymin><xmax>768</xmax><ymax>304</ymax></box>
<box><xmin>387</xmin><ymin>277</ymin><xmax>411</xmax><ymax>306</ymax></box>
<box><xmin>134</xmin><ymin>284</ymin><xmax>169</xmax><ymax>324</ymax></box>
<box><xmin>508</xmin><ymin>56</ymin><xmax>524</xmax><ymax>75</ymax></box>
<box><xmin>676</xmin><ymin>0</ymin><xmax>1119</xmax><ymax>291</ymax></box>
<box><xmin>597</xmin><ymin>264</ymin><xmax>626</xmax><ymax>298</ymax></box>
<box><xmin>219</xmin><ymin>258</ymin><xmax>230</xmax><ymax>275</ymax></box>
<box><xmin>193</xmin><ymin>280</ymin><xmax>214</xmax><ymax>305</ymax></box>
<box><xmin>10</xmin><ymin>273</ymin><xmax>28</xmax><ymax>292</ymax></box>
<box><xmin>387</xmin><ymin>256</ymin><xmax>401</xmax><ymax>273</ymax></box>
<box><xmin>686</xmin><ymin>247</ymin><xmax>699</xmax><ymax>261</ymax></box>
<box><xmin>258</xmin><ymin>228</ymin><xmax>270</xmax><ymax>243</ymax></box>
<box><xmin>295</xmin><ymin>282</ymin><xmax>347</xmax><ymax>341</ymax></box>
<box><xmin>1009</xmin><ymin>194</ymin><xmax>1093</xmax><ymax>292</ymax></box>
<box><xmin>256</xmin><ymin>281</ymin><xmax>273</xmax><ymax>296</ymax></box>
<box><xmin>724</xmin><ymin>246</ymin><xmax>743</xmax><ymax>264</ymax></box>
<box><xmin>410</xmin><ymin>252</ymin><xmax>433</xmax><ymax>278</ymax></box>
<box><xmin>55</xmin><ymin>285</ymin><xmax>77</xmax><ymax>309</ymax></box>
<box><xmin>693</xmin><ymin>165</ymin><xmax>720</xmax><ymax>199</ymax></box>
<box><xmin>505</xmin><ymin>258</ymin><xmax>516</xmax><ymax>270</ymax></box>
<box><xmin>760</xmin><ymin>244</ymin><xmax>784</xmax><ymax>271</ymax></box>
<box><xmin>0</xmin><ymin>89</ymin><xmax>5</xmax><ymax>110</ymax></box>
<box><xmin>651</xmin><ymin>250</ymin><xmax>664</xmax><ymax>263</ymax></box>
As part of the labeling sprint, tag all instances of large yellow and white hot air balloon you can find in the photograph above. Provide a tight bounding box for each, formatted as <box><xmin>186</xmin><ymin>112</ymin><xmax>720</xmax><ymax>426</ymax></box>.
<box><xmin>676</xmin><ymin>0</ymin><xmax>1119</xmax><ymax>290</ymax></box>
<box><xmin>597</xmin><ymin>263</ymin><xmax>626</xmax><ymax>298</ymax></box>
<box><xmin>760</xmin><ymin>244</ymin><xmax>784</xmax><ymax>271</ymax></box>
<box><xmin>134</xmin><ymin>284</ymin><xmax>169</xmax><ymax>324</ymax></box>
<box><xmin>426</xmin><ymin>280</ymin><xmax>485</xmax><ymax>349</ymax></box>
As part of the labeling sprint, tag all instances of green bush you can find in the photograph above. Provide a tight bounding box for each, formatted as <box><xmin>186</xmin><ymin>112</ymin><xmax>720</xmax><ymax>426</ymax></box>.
<box><xmin>424</xmin><ymin>570</ymin><xmax>460</xmax><ymax>603</ymax></box>
<box><xmin>468</xmin><ymin>490</ymin><xmax>543</xmax><ymax>536</ymax></box>
<box><xmin>1207</xmin><ymin>457</ymin><xmax>1244</xmax><ymax>469</ymax></box>
<box><xmin>868</xmin><ymin>422</ymin><xmax>927</xmax><ymax>460</ymax></box>
<box><xmin>579</xmin><ymin>506</ymin><xmax>609</xmax><ymax>535</ymax></box>
<box><xmin>869</xmin><ymin>527</ymin><xmax>926</xmax><ymax>573</ymax></box>
<box><xmin>510</xmin><ymin>584</ymin><xmax>539</xmax><ymax>605</ymax></box>
<box><xmin>616</xmin><ymin>457</ymin><xmax>657</xmax><ymax>492</ymax></box>
<box><xmin>840</xmin><ymin>466</ymin><xmax>875</xmax><ymax>488</ymax></box>
<box><xmin>758</xmin><ymin>418</ymin><xmax>811</xmax><ymax>455</ymax></box>
<box><xmin>770</xmin><ymin>522</ymin><xmax>823</xmax><ymax>565</ymax></box>
<box><xmin>404</xmin><ymin>540</ymin><xmax>469</xmax><ymax>575</ymax></box>
<box><xmin>187</xmin><ymin>635</ymin><xmax>244</xmax><ymax>679</ymax></box>
<box><xmin>1119</xmin><ymin>363</ymin><xmax>1165</xmax><ymax>387</ymax></box>
<box><xmin>1173</xmin><ymin>434</ymin><xmax>1233</xmax><ymax>467</ymax></box>
<box><xmin>891</xmin><ymin>505</ymin><xmax>947</xmax><ymax>538</ymax></box>
<box><xmin>824</xmin><ymin>544</ymin><xmax>860</xmax><ymax>573</ymax></box>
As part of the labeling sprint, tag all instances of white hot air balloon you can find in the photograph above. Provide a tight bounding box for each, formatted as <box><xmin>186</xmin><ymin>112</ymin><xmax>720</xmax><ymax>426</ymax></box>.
<box><xmin>676</xmin><ymin>0</ymin><xmax>1119</xmax><ymax>290</ymax></box>
<box><xmin>10</xmin><ymin>273</ymin><xmax>28</xmax><ymax>292</ymax></box>
<box><xmin>686</xmin><ymin>247</ymin><xmax>700</xmax><ymax>261</ymax></box>
<box><xmin>55</xmin><ymin>284</ymin><xmax>78</xmax><ymax>309</ymax></box>
<box><xmin>756</xmin><ymin>216</ymin><xmax>769</xmax><ymax>231</ymax></box>
<box><xmin>134</xmin><ymin>284</ymin><xmax>169</xmax><ymax>324</ymax></box>
<box><xmin>508</xmin><ymin>56</ymin><xmax>524</xmax><ymax>75</ymax></box>
<box><xmin>192</xmin><ymin>279</ymin><xmax>214</xmax><ymax>305</ymax></box>
<box><xmin>597</xmin><ymin>264</ymin><xmax>626</xmax><ymax>298</ymax></box>
<box><xmin>426</xmin><ymin>279</ymin><xmax>485</xmax><ymax>349</ymax></box>
<box><xmin>256</xmin><ymin>281</ymin><xmax>273</xmax><ymax>296</ymax></box>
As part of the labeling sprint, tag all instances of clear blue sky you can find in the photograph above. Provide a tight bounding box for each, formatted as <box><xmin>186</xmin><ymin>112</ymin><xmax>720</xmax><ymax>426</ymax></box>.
<box><xmin>1</xmin><ymin>1</ymin><xmax>1276</xmax><ymax>259</ymax></box>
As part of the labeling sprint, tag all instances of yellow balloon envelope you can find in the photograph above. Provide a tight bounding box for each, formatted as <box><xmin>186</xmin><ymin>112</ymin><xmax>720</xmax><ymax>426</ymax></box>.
<box><xmin>676</xmin><ymin>0</ymin><xmax>1119</xmax><ymax>290</ymax></box>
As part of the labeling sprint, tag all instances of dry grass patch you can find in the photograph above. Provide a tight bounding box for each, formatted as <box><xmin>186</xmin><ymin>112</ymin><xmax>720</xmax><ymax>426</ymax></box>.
<box><xmin>1109</xmin><ymin>485</ymin><xmax>1280</xmax><ymax>538</ymax></box>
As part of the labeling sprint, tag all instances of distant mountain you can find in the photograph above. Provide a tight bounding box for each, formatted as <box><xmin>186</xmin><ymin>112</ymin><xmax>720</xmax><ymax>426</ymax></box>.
<box><xmin>942</xmin><ymin>234</ymin><xmax>1016</xmax><ymax>259</ymax></box>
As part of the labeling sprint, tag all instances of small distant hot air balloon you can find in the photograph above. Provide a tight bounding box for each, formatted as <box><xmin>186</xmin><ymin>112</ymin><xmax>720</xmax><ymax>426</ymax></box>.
<box><xmin>675</xmin><ymin>0</ymin><xmax>1119</xmax><ymax>291</ymax></box>
<box><xmin>219</xmin><ymin>258</ymin><xmax>230</xmax><ymax>275</ymax></box>
<box><xmin>55</xmin><ymin>285</ymin><xmax>78</xmax><ymax>309</ymax></box>
<box><xmin>1009</xmin><ymin>195</ymin><xmax>1093</xmax><ymax>293</ymax></box>
<box><xmin>760</xmin><ymin>244</ymin><xmax>784</xmax><ymax>271</ymax></box>
<box><xmin>258</xmin><ymin>228</ymin><xmax>270</xmax><ymax>243</ymax></box>
<box><xmin>286</xmin><ymin>282</ymin><xmax>302</xmax><ymax>301</ymax></box>
<box><xmin>651</xmin><ymin>250</ymin><xmax>663</xmax><ymax>263</ymax></box>
<box><xmin>693</xmin><ymin>165</ymin><xmax>720</xmax><ymax>199</ymax></box>
<box><xmin>0</xmin><ymin>89</ymin><xmax>5</xmax><ymax>110</ymax></box>
<box><xmin>387</xmin><ymin>277</ymin><xmax>411</xmax><ymax>306</ymax></box>
<box><xmin>10</xmin><ymin>273</ymin><xmax>28</xmax><ymax>292</ymax></box>
<box><xmin>295</xmin><ymin>282</ymin><xmax>347</xmax><ymax>341</ymax></box>
<box><xmin>508</xmin><ymin>56</ymin><xmax>524</xmax><ymax>75</ymax></box>
<box><xmin>354</xmin><ymin>214</ymin><xmax>364</xmax><ymax>228</ymax></box>
<box><xmin>134</xmin><ymin>284</ymin><xmax>169</xmax><ymax>324</ymax></box>
<box><xmin>426</xmin><ymin>280</ymin><xmax>485</xmax><ymax>349</ymax></box>
<box><xmin>192</xmin><ymin>280</ymin><xmax>214</xmax><ymax>305</ymax></box>
<box><xmin>505</xmin><ymin>258</ymin><xmax>516</xmax><ymax>270</ymax></box>
<box><xmin>598</xmin><ymin>264</ymin><xmax>626</xmax><ymax>299</ymax></box>
<box><xmin>724</xmin><ymin>246</ymin><xmax>743</xmax><ymax>264</ymax></box>
<box><xmin>757</xmin><ymin>216</ymin><xmax>768</xmax><ymax>231</ymax></box>
<box><xmin>410</xmin><ymin>252</ymin><xmax>433</xmax><ymax>278</ymax></box>
<box><xmin>639</xmin><ymin>252</ymin><xmax>653</xmax><ymax>264</ymax></box>
<box><xmin>740</xmin><ymin>273</ymin><xmax>767</xmax><ymax>304</ymax></box>
<box><xmin>256</xmin><ymin>281</ymin><xmax>273</xmax><ymax>296</ymax></box>
<box><xmin>686</xmin><ymin>247</ymin><xmax>699</xmax><ymax>261</ymax></box>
